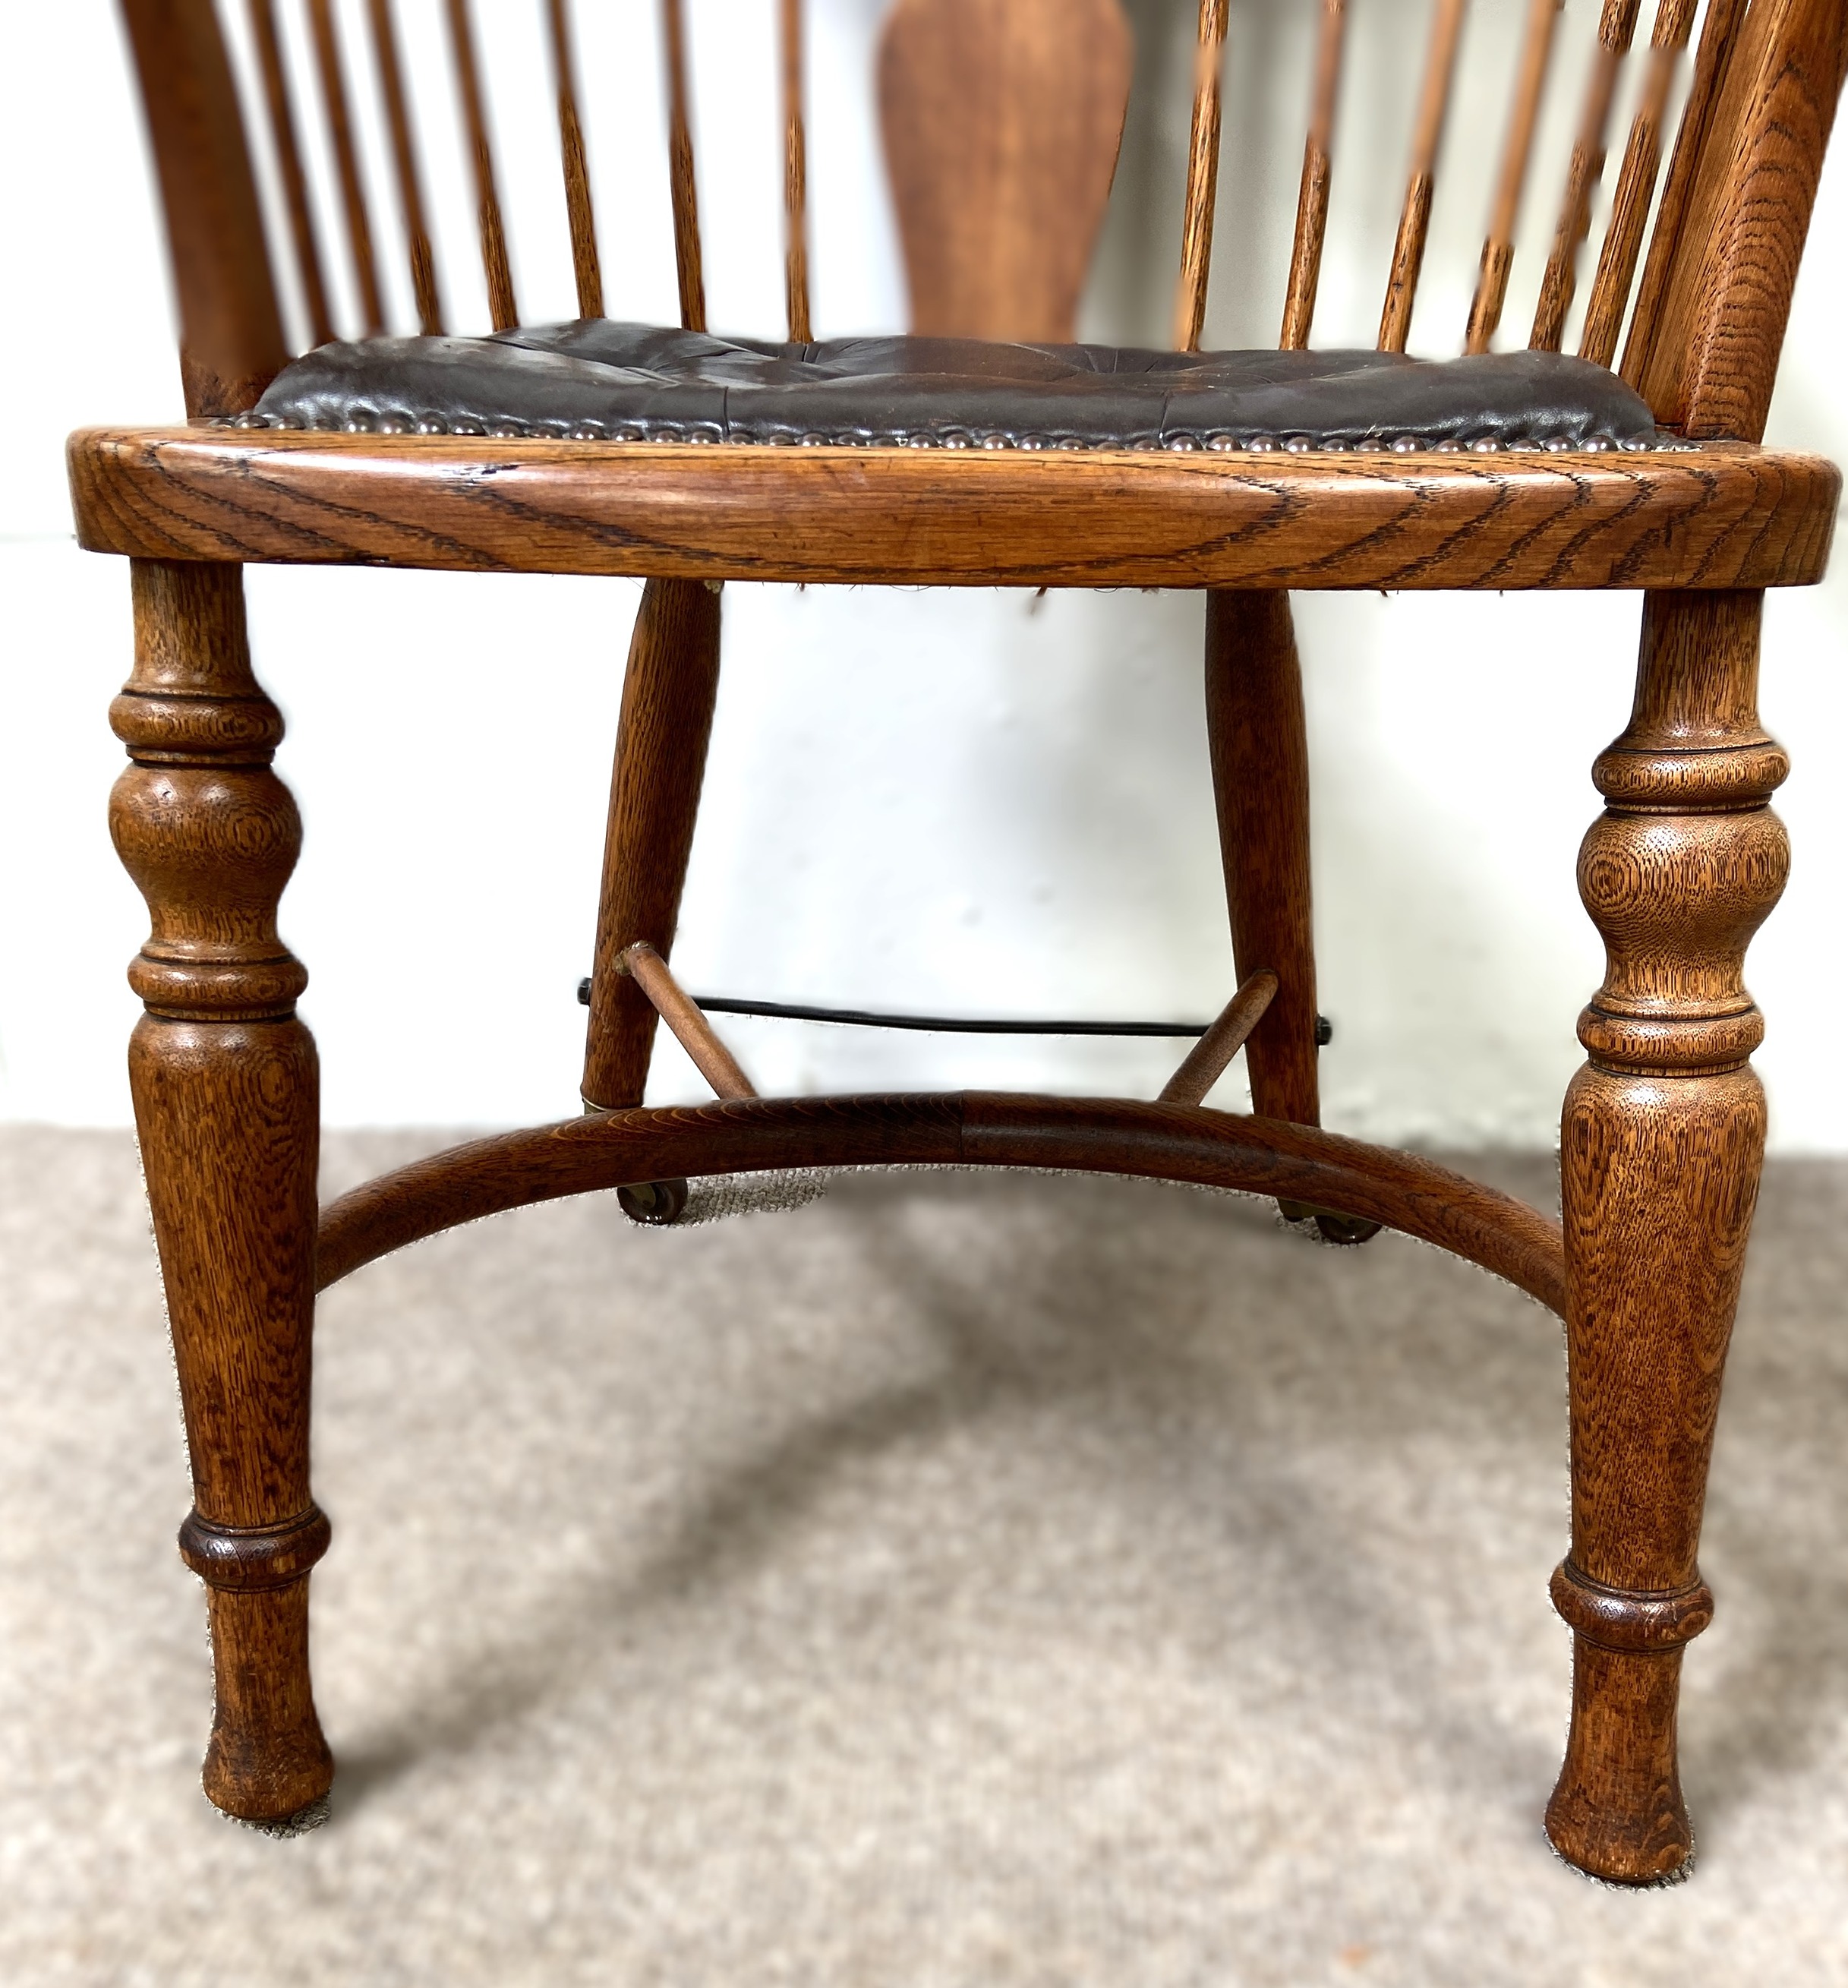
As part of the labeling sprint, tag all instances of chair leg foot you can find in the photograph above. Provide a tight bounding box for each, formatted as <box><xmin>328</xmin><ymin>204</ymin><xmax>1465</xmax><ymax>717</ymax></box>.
<box><xmin>1546</xmin><ymin>1641</ymin><xmax>1694</xmax><ymax>1884</ymax></box>
<box><xmin>199</xmin><ymin>1581</ymin><xmax>334</xmax><ymax>1822</ymax></box>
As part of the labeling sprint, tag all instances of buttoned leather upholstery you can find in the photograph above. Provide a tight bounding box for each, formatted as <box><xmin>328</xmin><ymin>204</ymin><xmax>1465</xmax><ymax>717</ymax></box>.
<box><xmin>250</xmin><ymin>321</ymin><xmax>1669</xmax><ymax>453</ymax></box>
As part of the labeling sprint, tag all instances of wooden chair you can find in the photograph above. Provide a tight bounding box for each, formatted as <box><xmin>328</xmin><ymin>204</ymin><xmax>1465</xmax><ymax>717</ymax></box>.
<box><xmin>76</xmin><ymin>0</ymin><xmax>1845</xmax><ymax>1885</ymax></box>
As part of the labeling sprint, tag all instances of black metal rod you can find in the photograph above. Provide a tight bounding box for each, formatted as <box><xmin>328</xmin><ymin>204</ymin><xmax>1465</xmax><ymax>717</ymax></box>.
<box><xmin>575</xmin><ymin>978</ymin><xmax>1205</xmax><ymax>1037</ymax></box>
<box><xmin>694</xmin><ymin>996</ymin><xmax>1211</xmax><ymax>1038</ymax></box>
<box><xmin>576</xmin><ymin>980</ymin><xmax>1332</xmax><ymax>1045</ymax></box>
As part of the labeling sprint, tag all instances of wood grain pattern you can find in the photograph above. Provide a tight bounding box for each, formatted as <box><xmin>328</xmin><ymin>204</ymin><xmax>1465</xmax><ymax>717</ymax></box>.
<box><xmin>443</xmin><ymin>0</ymin><xmax>517</xmax><ymax>331</ymax></box>
<box><xmin>1465</xmin><ymin>0</ymin><xmax>1563</xmax><ymax>353</ymax></box>
<box><xmin>246</xmin><ymin>0</ymin><xmax>334</xmax><ymax>349</ymax></box>
<box><xmin>307</xmin><ymin>0</ymin><xmax>383</xmax><ymax>336</ymax></box>
<box><xmin>366</xmin><ymin>0</ymin><xmax>443</xmax><ymax>334</ymax></box>
<box><xmin>118</xmin><ymin>0</ymin><xmax>289</xmax><ymax>417</ymax></box>
<box><xmin>660</xmin><ymin>0</ymin><xmax>706</xmax><ymax>333</ymax></box>
<box><xmin>547</xmin><ymin>0</ymin><xmax>604</xmax><ymax>321</ymax></box>
<box><xmin>314</xmin><ymin>1092</ymin><xmax>1568</xmax><ymax>1314</ymax></box>
<box><xmin>1578</xmin><ymin>0</ymin><xmax>1698</xmax><ymax>369</ymax></box>
<box><xmin>1379</xmin><ymin>0</ymin><xmax>1469</xmax><ymax>352</ymax></box>
<box><xmin>68</xmin><ymin>428</ymin><xmax>1840</xmax><ymax>593</ymax></box>
<box><xmin>1175</xmin><ymin>0</ymin><xmax>1231</xmax><ymax>352</ymax></box>
<box><xmin>1531</xmin><ymin>0</ymin><xmax>1641</xmax><ymax>353</ymax></box>
<box><xmin>781</xmin><ymin>0</ymin><xmax>812</xmax><ymax>343</ymax></box>
<box><xmin>580</xmin><ymin>578</ymin><xmax>722</xmax><ymax>1112</ymax></box>
<box><xmin>110</xmin><ymin>560</ymin><xmax>331</xmax><ymax>1823</ymax></box>
<box><xmin>879</xmin><ymin>0</ymin><xmax>1132</xmax><ymax>342</ymax></box>
<box><xmin>1547</xmin><ymin>587</ymin><xmax>1786</xmax><ymax>1883</ymax></box>
<box><xmin>1280</xmin><ymin>0</ymin><xmax>1347</xmax><ymax>349</ymax></box>
<box><xmin>1630</xmin><ymin>0</ymin><xmax>1848</xmax><ymax>442</ymax></box>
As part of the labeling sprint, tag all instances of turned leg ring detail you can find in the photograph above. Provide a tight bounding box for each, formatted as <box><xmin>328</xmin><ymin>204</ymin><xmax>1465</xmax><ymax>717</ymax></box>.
<box><xmin>179</xmin><ymin>1505</ymin><xmax>332</xmax><ymax>1592</ymax></box>
<box><xmin>1550</xmin><ymin>1561</ymin><xmax>1714</xmax><ymax>1655</ymax></box>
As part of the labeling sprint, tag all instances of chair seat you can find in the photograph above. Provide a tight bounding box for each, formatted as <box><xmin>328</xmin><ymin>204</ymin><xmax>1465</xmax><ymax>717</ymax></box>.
<box><xmin>69</xmin><ymin>420</ymin><xmax>1837</xmax><ymax>593</ymax></box>
<box><xmin>247</xmin><ymin>321</ymin><xmax>1669</xmax><ymax>455</ymax></box>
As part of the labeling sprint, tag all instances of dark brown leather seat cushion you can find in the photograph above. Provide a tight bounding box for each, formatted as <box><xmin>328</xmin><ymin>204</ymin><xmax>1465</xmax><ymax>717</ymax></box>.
<box><xmin>251</xmin><ymin>321</ymin><xmax>1669</xmax><ymax>454</ymax></box>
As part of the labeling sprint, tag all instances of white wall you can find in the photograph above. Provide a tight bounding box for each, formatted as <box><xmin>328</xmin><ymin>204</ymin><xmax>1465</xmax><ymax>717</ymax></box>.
<box><xmin>3</xmin><ymin>0</ymin><xmax>1843</xmax><ymax>1144</ymax></box>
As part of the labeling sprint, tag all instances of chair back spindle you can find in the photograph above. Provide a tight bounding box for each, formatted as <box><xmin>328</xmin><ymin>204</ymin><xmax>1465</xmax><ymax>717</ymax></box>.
<box><xmin>781</xmin><ymin>0</ymin><xmax>812</xmax><ymax>343</ymax></box>
<box><xmin>659</xmin><ymin>0</ymin><xmax>708</xmax><ymax>333</ymax></box>
<box><xmin>443</xmin><ymin>0</ymin><xmax>518</xmax><ymax>331</ymax></box>
<box><xmin>1175</xmin><ymin>0</ymin><xmax>1231</xmax><ymax>352</ymax></box>
<box><xmin>1466</xmin><ymin>0</ymin><xmax>1563</xmax><ymax>352</ymax></box>
<box><xmin>121</xmin><ymin>0</ymin><xmax>289</xmax><ymax>418</ymax></box>
<box><xmin>1279</xmin><ymin>0</ymin><xmax>1348</xmax><ymax>350</ymax></box>
<box><xmin>245</xmin><ymin>0</ymin><xmax>335</xmax><ymax>349</ymax></box>
<box><xmin>1578</xmin><ymin>0</ymin><xmax>1698</xmax><ymax>366</ymax></box>
<box><xmin>879</xmin><ymin>0</ymin><xmax>1132</xmax><ymax>342</ymax></box>
<box><xmin>1378</xmin><ymin>0</ymin><xmax>1469</xmax><ymax>352</ymax></box>
<box><xmin>546</xmin><ymin>0</ymin><xmax>604</xmax><ymax>321</ymax></box>
<box><xmin>115</xmin><ymin>0</ymin><xmax>1848</xmax><ymax>450</ymax></box>
<box><xmin>1531</xmin><ymin>0</ymin><xmax>1641</xmax><ymax>350</ymax></box>
<box><xmin>1621</xmin><ymin>0</ymin><xmax>1749</xmax><ymax>385</ymax></box>
<box><xmin>306</xmin><ymin>0</ymin><xmax>384</xmax><ymax>336</ymax></box>
<box><xmin>367</xmin><ymin>0</ymin><xmax>443</xmax><ymax>333</ymax></box>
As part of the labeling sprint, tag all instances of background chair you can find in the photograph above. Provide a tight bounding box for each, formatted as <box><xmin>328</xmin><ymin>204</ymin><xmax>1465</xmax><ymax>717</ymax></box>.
<box><xmin>76</xmin><ymin>0</ymin><xmax>1845</xmax><ymax>1886</ymax></box>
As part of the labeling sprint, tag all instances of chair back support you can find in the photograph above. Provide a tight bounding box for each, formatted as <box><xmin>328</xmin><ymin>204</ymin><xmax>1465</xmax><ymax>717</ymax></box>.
<box><xmin>1626</xmin><ymin>0</ymin><xmax>1847</xmax><ymax>435</ymax></box>
<box><xmin>118</xmin><ymin>0</ymin><xmax>1846</xmax><ymax>441</ymax></box>
<box><xmin>119</xmin><ymin>0</ymin><xmax>289</xmax><ymax>418</ymax></box>
<box><xmin>878</xmin><ymin>0</ymin><xmax>1134</xmax><ymax>342</ymax></box>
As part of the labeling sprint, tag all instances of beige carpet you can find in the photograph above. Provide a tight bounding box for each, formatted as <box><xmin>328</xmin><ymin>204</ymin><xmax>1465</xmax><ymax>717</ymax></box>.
<box><xmin>3</xmin><ymin>1128</ymin><xmax>1847</xmax><ymax>1986</ymax></box>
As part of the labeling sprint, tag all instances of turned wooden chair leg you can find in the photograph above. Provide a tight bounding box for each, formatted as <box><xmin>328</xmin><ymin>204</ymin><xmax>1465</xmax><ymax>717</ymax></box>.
<box><xmin>1547</xmin><ymin>589</ymin><xmax>1788</xmax><ymax>1883</ymax></box>
<box><xmin>1205</xmin><ymin>589</ymin><xmax>1375</xmax><ymax>1242</ymax></box>
<box><xmin>581</xmin><ymin>576</ymin><xmax>723</xmax><ymax>1115</ymax></box>
<box><xmin>110</xmin><ymin>560</ymin><xmax>332</xmax><ymax>1824</ymax></box>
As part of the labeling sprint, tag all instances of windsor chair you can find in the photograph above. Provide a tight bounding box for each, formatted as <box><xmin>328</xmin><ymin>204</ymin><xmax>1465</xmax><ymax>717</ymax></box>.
<box><xmin>74</xmin><ymin>0</ymin><xmax>1844</xmax><ymax>1886</ymax></box>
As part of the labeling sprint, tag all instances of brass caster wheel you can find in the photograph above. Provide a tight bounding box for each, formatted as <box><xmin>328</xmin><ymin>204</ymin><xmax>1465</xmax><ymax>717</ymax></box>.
<box><xmin>617</xmin><ymin>1177</ymin><xmax>691</xmax><ymax>1226</ymax></box>
<box><xmin>1313</xmin><ymin>1212</ymin><xmax>1382</xmax><ymax>1246</ymax></box>
<box><xmin>1278</xmin><ymin>1198</ymin><xmax>1383</xmax><ymax>1245</ymax></box>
